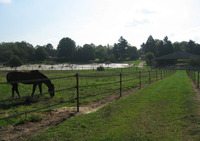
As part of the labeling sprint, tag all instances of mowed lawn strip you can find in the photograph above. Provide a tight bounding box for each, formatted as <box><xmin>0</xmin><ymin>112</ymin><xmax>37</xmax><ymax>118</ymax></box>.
<box><xmin>29</xmin><ymin>71</ymin><xmax>200</xmax><ymax>141</ymax></box>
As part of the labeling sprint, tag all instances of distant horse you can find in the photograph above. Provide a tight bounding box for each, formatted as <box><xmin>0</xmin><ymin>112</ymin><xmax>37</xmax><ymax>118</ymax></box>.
<box><xmin>6</xmin><ymin>70</ymin><xmax>55</xmax><ymax>98</ymax></box>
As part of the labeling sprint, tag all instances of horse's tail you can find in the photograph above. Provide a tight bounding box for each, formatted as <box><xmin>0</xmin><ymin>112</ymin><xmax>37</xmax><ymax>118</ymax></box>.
<box><xmin>6</xmin><ymin>72</ymin><xmax>12</xmax><ymax>83</ymax></box>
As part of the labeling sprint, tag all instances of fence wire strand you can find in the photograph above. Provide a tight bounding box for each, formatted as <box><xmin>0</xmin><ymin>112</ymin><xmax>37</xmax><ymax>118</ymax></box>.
<box><xmin>0</xmin><ymin>98</ymin><xmax>76</xmax><ymax>120</ymax></box>
<box><xmin>0</xmin><ymin>69</ymin><xmax>176</xmax><ymax>121</ymax></box>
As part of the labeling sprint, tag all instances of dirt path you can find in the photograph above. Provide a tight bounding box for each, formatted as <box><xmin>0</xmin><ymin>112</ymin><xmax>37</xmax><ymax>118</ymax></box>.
<box><xmin>0</xmin><ymin>86</ymin><xmax>141</xmax><ymax>141</ymax></box>
<box><xmin>138</xmin><ymin>61</ymin><xmax>145</xmax><ymax>68</ymax></box>
<box><xmin>0</xmin><ymin>77</ymin><xmax>166</xmax><ymax>141</ymax></box>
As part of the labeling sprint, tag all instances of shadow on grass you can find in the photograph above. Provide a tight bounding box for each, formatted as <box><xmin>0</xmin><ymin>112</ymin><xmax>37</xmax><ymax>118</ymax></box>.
<box><xmin>0</xmin><ymin>96</ymin><xmax>49</xmax><ymax>110</ymax></box>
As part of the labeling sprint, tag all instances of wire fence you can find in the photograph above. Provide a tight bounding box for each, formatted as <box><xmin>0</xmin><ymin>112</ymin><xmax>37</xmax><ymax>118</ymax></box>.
<box><xmin>186</xmin><ymin>68</ymin><xmax>200</xmax><ymax>88</ymax></box>
<box><xmin>0</xmin><ymin>69</ymin><xmax>176</xmax><ymax>121</ymax></box>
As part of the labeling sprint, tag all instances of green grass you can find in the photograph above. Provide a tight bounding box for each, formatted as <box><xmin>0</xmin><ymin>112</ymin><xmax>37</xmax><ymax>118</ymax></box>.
<box><xmin>29</xmin><ymin>70</ymin><xmax>200</xmax><ymax>141</ymax></box>
<box><xmin>0</xmin><ymin>68</ymin><xmax>174</xmax><ymax>129</ymax></box>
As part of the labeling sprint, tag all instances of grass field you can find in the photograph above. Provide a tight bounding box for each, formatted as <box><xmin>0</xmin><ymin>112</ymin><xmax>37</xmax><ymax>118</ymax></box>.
<box><xmin>29</xmin><ymin>70</ymin><xmax>200</xmax><ymax>141</ymax></box>
<box><xmin>0</xmin><ymin>67</ymin><xmax>173</xmax><ymax>129</ymax></box>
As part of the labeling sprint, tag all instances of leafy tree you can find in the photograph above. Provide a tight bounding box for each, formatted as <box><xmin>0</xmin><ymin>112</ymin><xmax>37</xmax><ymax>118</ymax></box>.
<box><xmin>35</xmin><ymin>46</ymin><xmax>49</xmax><ymax>61</ymax></box>
<box><xmin>127</xmin><ymin>46</ymin><xmax>138</xmax><ymax>59</ymax></box>
<box><xmin>3</xmin><ymin>50</ymin><xmax>14</xmax><ymax>61</ymax></box>
<box><xmin>95</xmin><ymin>45</ymin><xmax>108</xmax><ymax>62</ymax></box>
<box><xmin>187</xmin><ymin>57</ymin><xmax>200</xmax><ymax>67</ymax></box>
<box><xmin>186</xmin><ymin>40</ymin><xmax>196</xmax><ymax>54</ymax></box>
<box><xmin>163</xmin><ymin>36</ymin><xmax>173</xmax><ymax>55</ymax></box>
<box><xmin>16</xmin><ymin>41</ymin><xmax>35</xmax><ymax>62</ymax></box>
<box><xmin>113</xmin><ymin>43</ymin><xmax>120</xmax><ymax>59</ymax></box>
<box><xmin>57</xmin><ymin>37</ymin><xmax>76</xmax><ymax>61</ymax></box>
<box><xmin>145</xmin><ymin>52</ymin><xmax>155</xmax><ymax>66</ymax></box>
<box><xmin>113</xmin><ymin>36</ymin><xmax>129</xmax><ymax>60</ymax></box>
<box><xmin>81</xmin><ymin>44</ymin><xmax>96</xmax><ymax>62</ymax></box>
<box><xmin>179</xmin><ymin>41</ymin><xmax>188</xmax><ymax>52</ymax></box>
<box><xmin>155</xmin><ymin>39</ymin><xmax>164</xmax><ymax>57</ymax></box>
<box><xmin>173</xmin><ymin>42</ymin><xmax>182</xmax><ymax>52</ymax></box>
<box><xmin>45</xmin><ymin>43</ymin><xmax>57</xmax><ymax>57</ymax></box>
<box><xmin>118</xmin><ymin>36</ymin><xmax>128</xmax><ymax>59</ymax></box>
<box><xmin>0</xmin><ymin>41</ymin><xmax>35</xmax><ymax>63</ymax></box>
<box><xmin>142</xmin><ymin>35</ymin><xmax>156</xmax><ymax>55</ymax></box>
<box><xmin>8</xmin><ymin>55</ymin><xmax>23</xmax><ymax>68</ymax></box>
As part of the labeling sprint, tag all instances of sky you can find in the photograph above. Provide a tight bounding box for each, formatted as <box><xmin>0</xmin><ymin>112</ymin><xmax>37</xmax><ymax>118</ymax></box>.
<box><xmin>0</xmin><ymin>0</ymin><xmax>200</xmax><ymax>49</ymax></box>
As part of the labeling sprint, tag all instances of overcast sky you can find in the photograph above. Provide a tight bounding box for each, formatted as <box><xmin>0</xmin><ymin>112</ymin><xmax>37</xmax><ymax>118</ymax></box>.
<box><xmin>0</xmin><ymin>0</ymin><xmax>200</xmax><ymax>48</ymax></box>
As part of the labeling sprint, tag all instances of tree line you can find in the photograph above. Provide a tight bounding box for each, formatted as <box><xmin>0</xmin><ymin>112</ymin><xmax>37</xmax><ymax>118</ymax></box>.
<box><xmin>140</xmin><ymin>35</ymin><xmax>200</xmax><ymax>57</ymax></box>
<box><xmin>0</xmin><ymin>36</ymin><xmax>138</xmax><ymax>67</ymax></box>
<box><xmin>1</xmin><ymin>35</ymin><xmax>200</xmax><ymax>67</ymax></box>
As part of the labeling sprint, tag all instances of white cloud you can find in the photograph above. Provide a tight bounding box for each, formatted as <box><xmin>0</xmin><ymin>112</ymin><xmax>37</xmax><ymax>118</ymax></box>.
<box><xmin>0</xmin><ymin>0</ymin><xmax>12</xmax><ymax>3</ymax></box>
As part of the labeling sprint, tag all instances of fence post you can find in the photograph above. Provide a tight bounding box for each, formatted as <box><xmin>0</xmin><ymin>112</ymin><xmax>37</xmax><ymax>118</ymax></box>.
<box><xmin>194</xmin><ymin>69</ymin><xmax>196</xmax><ymax>84</ymax></box>
<box><xmin>164</xmin><ymin>69</ymin><xmax>166</xmax><ymax>77</ymax></box>
<box><xmin>139</xmin><ymin>71</ymin><xmax>141</xmax><ymax>89</ymax></box>
<box><xmin>120</xmin><ymin>73</ymin><xmax>122</xmax><ymax>97</ymax></box>
<box><xmin>75</xmin><ymin>73</ymin><xmax>79</xmax><ymax>112</ymax></box>
<box><xmin>156</xmin><ymin>69</ymin><xmax>158</xmax><ymax>80</ymax></box>
<box><xmin>149</xmin><ymin>70</ymin><xmax>151</xmax><ymax>83</ymax></box>
<box><xmin>197</xmin><ymin>70</ymin><xmax>199</xmax><ymax>88</ymax></box>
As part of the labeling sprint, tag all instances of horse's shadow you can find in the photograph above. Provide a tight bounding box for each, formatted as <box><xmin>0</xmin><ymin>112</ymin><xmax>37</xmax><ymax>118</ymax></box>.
<box><xmin>0</xmin><ymin>96</ymin><xmax>49</xmax><ymax>110</ymax></box>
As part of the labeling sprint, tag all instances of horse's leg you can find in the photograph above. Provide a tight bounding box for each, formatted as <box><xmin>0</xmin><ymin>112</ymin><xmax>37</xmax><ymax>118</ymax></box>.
<box><xmin>11</xmin><ymin>85</ymin><xmax>15</xmax><ymax>98</ymax></box>
<box><xmin>31</xmin><ymin>84</ymin><xmax>37</xmax><ymax>97</ymax></box>
<box><xmin>38</xmin><ymin>84</ymin><xmax>42</xmax><ymax>95</ymax></box>
<box><xmin>14</xmin><ymin>84</ymin><xmax>21</xmax><ymax>97</ymax></box>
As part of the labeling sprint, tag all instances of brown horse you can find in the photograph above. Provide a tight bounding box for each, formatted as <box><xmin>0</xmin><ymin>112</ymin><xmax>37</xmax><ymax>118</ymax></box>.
<box><xmin>6</xmin><ymin>70</ymin><xmax>55</xmax><ymax>98</ymax></box>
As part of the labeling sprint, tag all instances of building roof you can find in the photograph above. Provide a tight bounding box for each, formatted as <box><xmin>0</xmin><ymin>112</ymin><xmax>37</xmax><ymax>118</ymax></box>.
<box><xmin>156</xmin><ymin>51</ymin><xmax>200</xmax><ymax>60</ymax></box>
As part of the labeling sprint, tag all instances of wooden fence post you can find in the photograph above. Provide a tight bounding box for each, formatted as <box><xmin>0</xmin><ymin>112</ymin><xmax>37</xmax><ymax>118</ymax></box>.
<box><xmin>120</xmin><ymin>73</ymin><xmax>122</xmax><ymax>97</ymax></box>
<box><xmin>149</xmin><ymin>70</ymin><xmax>151</xmax><ymax>83</ymax></box>
<box><xmin>139</xmin><ymin>71</ymin><xmax>141</xmax><ymax>89</ymax></box>
<box><xmin>194</xmin><ymin>69</ymin><xmax>196</xmax><ymax>84</ymax></box>
<box><xmin>197</xmin><ymin>70</ymin><xmax>199</xmax><ymax>88</ymax></box>
<box><xmin>164</xmin><ymin>69</ymin><xmax>166</xmax><ymax>77</ymax></box>
<box><xmin>156</xmin><ymin>69</ymin><xmax>157</xmax><ymax>80</ymax></box>
<box><xmin>75</xmin><ymin>73</ymin><xmax>79</xmax><ymax>112</ymax></box>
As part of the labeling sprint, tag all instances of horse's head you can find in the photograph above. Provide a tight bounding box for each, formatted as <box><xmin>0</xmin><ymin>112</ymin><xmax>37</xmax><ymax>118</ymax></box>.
<box><xmin>48</xmin><ymin>84</ymin><xmax>55</xmax><ymax>98</ymax></box>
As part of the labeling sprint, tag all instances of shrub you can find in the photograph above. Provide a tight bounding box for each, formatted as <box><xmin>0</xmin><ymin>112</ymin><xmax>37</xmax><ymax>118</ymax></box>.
<box><xmin>97</xmin><ymin>66</ymin><xmax>105</xmax><ymax>71</ymax></box>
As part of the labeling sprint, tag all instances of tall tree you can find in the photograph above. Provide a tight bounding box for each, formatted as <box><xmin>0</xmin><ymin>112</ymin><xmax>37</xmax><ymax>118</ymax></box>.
<box><xmin>8</xmin><ymin>55</ymin><xmax>23</xmax><ymax>68</ymax></box>
<box><xmin>81</xmin><ymin>44</ymin><xmax>96</xmax><ymax>62</ymax></box>
<box><xmin>127</xmin><ymin>46</ymin><xmax>138</xmax><ymax>59</ymax></box>
<box><xmin>155</xmin><ymin>40</ymin><xmax>164</xmax><ymax>57</ymax></box>
<box><xmin>173</xmin><ymin>42</ymin><xmax>182</xmax><ymax>52</ymax></box>
<box><xmin>186</xmin><ymin>40</ymin><xmax>196</xmax><ymax>54</ymax></box>
<box><xmin>142</xmin><ymin>35</ymin><xmax>156</xmax><ymax>55</ymax></box>
<box><xmin>95</xmin><ymin>45</ymin><xmax>108</xmax><ymax>62</ymax></box>
<box><xmin>57</xmin><ymin>37</ymin><xmax>76</xmax><ymax>61</ymax></box>
<box><xmin>35</xmin><ymin>46</ymin><xmax>48</xmax><ymax>61</ymax></box>
<box><xmin>118</xmin><ymin>36</ymin><xmax>128</xmax><ymax>59</ymax></box>
<box><xmin>16</xmin><ymin>41</ymin><xmax>35</xmax><ymax>62</ymax></box>
<box><xmin>113</xmin><ymin>43</ymin><xmax>120</xmax><ymax>59</ymax></box>
<box><xmin>45</xmin><ymin>43</ymin><xmax>56</xmax><ymax>57</ymax></box>
<box><xmin>163</xmin><ymin>36</ymin><xmax>173</xmax><ymax>54</ymax></box>
<box><xmin>113</xmin><ymin>36</ymin><xmax>129</xmax><ymax>59</ymax></box>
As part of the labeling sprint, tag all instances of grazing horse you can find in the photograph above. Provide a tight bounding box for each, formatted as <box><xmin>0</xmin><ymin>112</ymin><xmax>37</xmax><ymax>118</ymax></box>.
<box><xmin>6</xmin><ymin>70</ymin><xmax>55</xmax><ymax>98</ymax></box>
